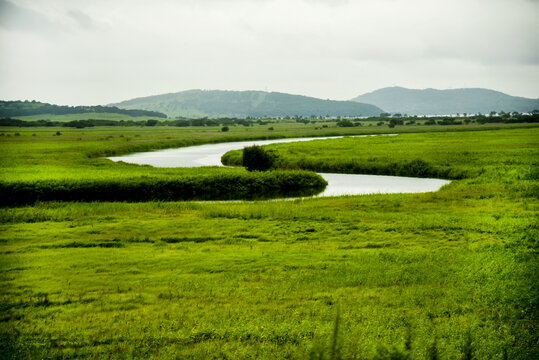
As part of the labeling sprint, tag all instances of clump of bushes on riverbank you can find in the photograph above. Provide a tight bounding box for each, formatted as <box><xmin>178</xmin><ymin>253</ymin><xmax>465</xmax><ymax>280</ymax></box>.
<box><xmin>0</xmin><ymin>171</ymin><xmax>327</xmax><ymax>206</ymax></box>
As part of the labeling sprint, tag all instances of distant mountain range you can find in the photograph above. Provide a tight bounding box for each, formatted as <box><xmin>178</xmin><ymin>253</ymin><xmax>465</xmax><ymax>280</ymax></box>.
<box><xmin>4</xmin><ymin>87</ymin><xmax>538</xmax><ymax>120</ymax></box>
<box><xmin>0</xmin><ymin>100</ymin><xmax>166</xmax><ymax>118</ymax></box>
<box><xmin>109</xmin><ymin>90</ymin><xmax>383</xmax><ymax>118</ymax></box>
<box><xmin>351</xmin><ymin>87</ymin><xmax>539</xmax><ymax>115</ymax></box>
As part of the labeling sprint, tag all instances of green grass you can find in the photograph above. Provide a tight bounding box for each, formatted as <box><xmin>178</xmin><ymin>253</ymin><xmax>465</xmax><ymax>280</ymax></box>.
<box><xmin>0</xmin><ymin>124</ymin><xmax>538</xmax><ymax>359</ymax></box>
<box><xmin>222</xmin><ymin>129</ymin><xmax>539</xmax><ymax>180</ymax></box>
<box><xmin>0</xmin><ymin>170</ymin><xmax>327</xmax><ymax>205</ymax></box>
<box><xmin>0</xmin><ymin>125</ymin><xmax>335</xmax><ymax>203</ymax></box>
<box><xmin>1</xmin><ymin>123</ymin><xmax>536</xmax><ymax>183</ymax></box>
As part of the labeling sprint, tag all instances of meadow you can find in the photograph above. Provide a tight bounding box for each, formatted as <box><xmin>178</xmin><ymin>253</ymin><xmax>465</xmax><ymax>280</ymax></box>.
<box><xmin>0</xmin><ymin>123</ymin><xmax>538</xmax><ymax>359</ymax></box>
<box><xmin>221</xmin><ymin>128</ymin><xmax>538</xmax><ymax>180</ymax></box>
<box><xmin>0</xmin><ymin>125</ymin><xmax>337</xmax><ymax>204</ymax></box>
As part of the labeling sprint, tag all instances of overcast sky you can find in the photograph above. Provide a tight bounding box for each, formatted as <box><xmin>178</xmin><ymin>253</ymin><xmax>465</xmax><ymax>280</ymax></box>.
<box><xmin>0</xmin><ymin>0</ymin><xmax>538</xmax><ymax>105</ymax></box>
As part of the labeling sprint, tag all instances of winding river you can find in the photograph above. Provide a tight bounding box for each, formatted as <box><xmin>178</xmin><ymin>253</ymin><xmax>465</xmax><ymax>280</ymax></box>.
<box><xmin>108</xmin><ymin>136</ymin><xmax>450</xmax><ymax>197</ymax></box>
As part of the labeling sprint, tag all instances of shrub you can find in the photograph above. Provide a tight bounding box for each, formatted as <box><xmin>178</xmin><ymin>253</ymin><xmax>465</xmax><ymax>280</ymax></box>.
<box><xmin>242</xmin><ymin>145</ymin><xmax>277</xmax><ymax>172</ymax></box>
<box><xmin>221</xmin><ymin>126</ymin><xmax>229</xmax><ymax>132</ymax></box>
<box><xmin>337</xmin><ymin>119</ymin><xmax>354</xmax><ymax>127</ymax></box>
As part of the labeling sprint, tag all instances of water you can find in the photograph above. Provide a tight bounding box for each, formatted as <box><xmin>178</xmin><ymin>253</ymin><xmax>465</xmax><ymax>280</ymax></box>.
<box><xmin>108</xmin><ymin>136</ymin><xmax>450</xmax><ymax>197</ymax></box>
<box><xmin>316</xmin><ymin>173</ymin><xmax>449</xmax><ymax>197</ymax></box>
<box><xmin>108</xmin><ymin>137</ymin><xmax>349</xmax><ymax>168</ymax></box>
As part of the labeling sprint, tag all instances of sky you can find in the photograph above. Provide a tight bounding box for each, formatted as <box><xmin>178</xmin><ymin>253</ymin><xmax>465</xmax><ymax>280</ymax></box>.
<box><xmin>0</xmin><ymin>0</ymin><xmax>538</xmax><ymax>106</ymax></box>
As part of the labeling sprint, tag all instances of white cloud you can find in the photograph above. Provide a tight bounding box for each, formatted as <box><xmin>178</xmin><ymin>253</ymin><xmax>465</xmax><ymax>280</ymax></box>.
<box><xmin>0</xmin><ymin>0</ymin><xmax>537</xmax><ymax>105</ymax></box>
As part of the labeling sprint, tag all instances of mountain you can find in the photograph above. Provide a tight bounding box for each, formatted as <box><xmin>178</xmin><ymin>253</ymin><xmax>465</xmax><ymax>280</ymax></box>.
<box><xmin>110</xmin><ymin>90</ymin><xmax>383</xmax><ymax>118</ymax></box>
<box><xmin>351</xmin><ymin>87</ymin><xmax>539</xmax><ymax>115</ymax></box>
<box><xmin>0</xmin><ymin>100</ymin><xmax>167</xmax><ymax>118</ymax></box>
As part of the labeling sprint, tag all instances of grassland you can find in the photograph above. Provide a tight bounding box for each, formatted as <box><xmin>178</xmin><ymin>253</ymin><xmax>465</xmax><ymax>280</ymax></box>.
<box><xmin>0</xmin><ymin>126</ymin><xmax>336</xmax><ymax>204</ymax></box>
<box><xmin>2</xmin><ymin>122</ymin><xmax>526</xmax><ymax>183</ymax></box>
<box><xmin>222</xmin><ymin>129</ymin><xmax>538</xmax><ymax>180</ymax></box>
<box><xmin>0</xmin><ymin>123</ymin><xmax>538</xmax><ymax>359</ymax></box>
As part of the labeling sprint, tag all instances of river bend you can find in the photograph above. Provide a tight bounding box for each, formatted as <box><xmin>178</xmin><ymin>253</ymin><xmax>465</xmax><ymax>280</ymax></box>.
<box><xmin>108</xmin><ymin>136</ymin><xmax>450</xmax><ymax>197</ymax></box>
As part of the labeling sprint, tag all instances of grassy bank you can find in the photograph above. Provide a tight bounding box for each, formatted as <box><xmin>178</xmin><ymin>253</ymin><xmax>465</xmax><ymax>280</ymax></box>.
<box><xmin>0</xmin><ymin>170</ymin><xmax>327</xmax><ymax>206</ymax></box>
<box><xmin>2</xmin><ymin>123</ymin><xmax>536</xmax><ymax>182</ymax></box>
<box><xmin>0</xmin><ymin>125</ymin><xmax>538</xmax><ymax>359</ymax></box>
<box><xmin>2</xmin><ymin>123</ymin><xmax>533</xmax><ymax>203</ymax></box>
<box><xmin>0</xmin><ymin>125</ymin><xmax>337</xmax><ymax>203</ymax></box>
<box><xmin>222</xmin><ymin>128</ymin><xmax>538</xmax><ymax>180</ymax></box>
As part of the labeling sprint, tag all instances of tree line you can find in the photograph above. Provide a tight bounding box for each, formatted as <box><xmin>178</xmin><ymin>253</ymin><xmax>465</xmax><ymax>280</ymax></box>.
<box><xmin>0</xmin><ymin>100</ymin><xmax>167</xmax><ymax>118</ymax></box>
<box><xmin>1</xmin><ymin>113</ymin><xmax>537</xmax><ymax>128</ymax></box>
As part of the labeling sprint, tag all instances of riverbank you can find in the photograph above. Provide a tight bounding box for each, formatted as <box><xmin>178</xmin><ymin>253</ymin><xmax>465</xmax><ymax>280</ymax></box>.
<box><xmin>107</xmin><ymin>135</ymin><xmax>450</xmax><ymax>198</ymax></box>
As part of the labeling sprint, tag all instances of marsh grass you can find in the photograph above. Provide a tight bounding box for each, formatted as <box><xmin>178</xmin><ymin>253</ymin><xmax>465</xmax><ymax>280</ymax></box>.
<box><xmin>222</xmin><ymin>128</ymin><xmax>539</xmax><ymax>181</ymax></box>
<box><xmin>0</xmin><ymin>170</ymin><xmax>327</xmax><ymax>205</ymax></box>
<box><xmin>0</xmin><ymin>125</ymin><xmax>537</xmax><ymax>359</ymax></box>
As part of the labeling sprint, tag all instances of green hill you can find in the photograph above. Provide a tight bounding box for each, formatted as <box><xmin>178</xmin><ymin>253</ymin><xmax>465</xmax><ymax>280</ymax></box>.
<box><xmin>0</xmin><ymin>100</ymin><xmax>167</xmax><ymax>119</ymax></box>
<box><xmin>351</xmin><ymin>87</ymin><xmax>539</xmax><ymax>116</ymax></box>
<box><xmin>110</xmin><ymin>90</ymin><xmax>384</xmax><ymax>118</ymax></box>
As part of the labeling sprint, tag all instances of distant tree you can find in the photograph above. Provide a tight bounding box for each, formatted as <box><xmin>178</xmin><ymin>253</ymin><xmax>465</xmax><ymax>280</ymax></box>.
<box><xmin>221</xmin><ymin>126</ymin><xmax>229</xmax><ymax>132</ymax></box>
<box><xmin>242</xmin><ymin>145</ymin><xmax>276</xmax><ymax>171</ymax></box>
<box><xmin>191</xmin><ymin>119</ymin><xmax>206</xmax><ymax>126</ymax></box>
<box><xmin>146</xmin><ymin>119</ymin><xmax>159</xmax><ymax>126</ymax></box>
<box><xmin>389</xmin><ymin>119</ymin><xmax>403</xmax><ymax>128</ymax></box>
<box><xmin>337</xmin><ymin>119</ymin><xmax>354</xmax><ymax>127</ymax></box>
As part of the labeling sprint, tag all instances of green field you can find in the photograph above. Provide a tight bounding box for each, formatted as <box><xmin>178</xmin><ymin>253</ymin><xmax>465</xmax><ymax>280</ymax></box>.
<box><xmin>0</xmin><ymin>124</ymin><xmax>538</xmax><ymax>359</ymax></box>
<box><xmin>222</xmin><ymin>129</ymin><xmax>538</xmax><ymax>180</ymax></box>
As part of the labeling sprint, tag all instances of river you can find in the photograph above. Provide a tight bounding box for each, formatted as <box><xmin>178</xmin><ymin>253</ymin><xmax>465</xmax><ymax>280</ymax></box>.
<box><xmin>108</xmin><ymin>136</ymin><xmax>450</xmax><ymax>197</ymax></box>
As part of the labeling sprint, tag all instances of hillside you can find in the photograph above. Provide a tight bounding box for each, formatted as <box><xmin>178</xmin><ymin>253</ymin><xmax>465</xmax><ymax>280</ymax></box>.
<box><xmin>110</xmin><ymin>90</ymin><xmax>383</xmax><ymax>118</ymax></box>
<box><xmin>351</xmin><ymin>87</ymin><xmax>539</xmax><ymax>115</ymax></box>
<box><xmin>0</xmin><ymin>100</ymin><xmax>167</xmax><ymax>119</ymax></box>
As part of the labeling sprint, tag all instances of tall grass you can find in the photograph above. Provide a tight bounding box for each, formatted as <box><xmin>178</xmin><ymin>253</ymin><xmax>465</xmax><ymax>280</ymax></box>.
<box><xmin>0</xmin><ymin>170</ymin><xmax>327</xmax><ymax>206</ymax></box>
<box><xmin>222</xmin><ymin>129</ymin><xmax>538</xmax><ymax>181</ymax></box>
<box><xmin>0</xmin><ymin>125</ymin><xmax>537</xmax><ymax>359</ymax></box>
